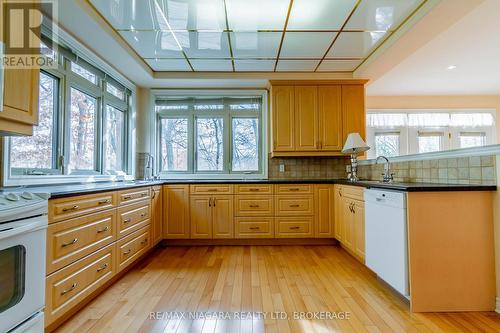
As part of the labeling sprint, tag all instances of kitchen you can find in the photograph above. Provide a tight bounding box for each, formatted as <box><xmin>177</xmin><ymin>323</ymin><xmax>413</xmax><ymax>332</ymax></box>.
<box><xmin>0</xmin><ymin>0</ymin><xmax>499</xmax><ymax>332</ymax></box>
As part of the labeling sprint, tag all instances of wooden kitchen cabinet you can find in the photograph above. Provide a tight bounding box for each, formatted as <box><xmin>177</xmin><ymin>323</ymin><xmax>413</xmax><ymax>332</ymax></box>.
<box><xmin>212</xmin><ymin>196</ymin><xmax>234</xmax><ymax>239</ymax></box>
<box><xmin>163</xmin><ymin>185</ymin><xmax>190</xmax><ymax>239</ymax></box>
<box><xmin>190</xmin><ymin>196</ymin><xmax>212</xmax><ymax>239</ymax></box>
<box><xmin>353</xmin><ymin>200</ymin><xmax>365</xmax><ymax>260</ymax></box>
<box><xmin>151</xmin><ymin>186</ymin><xmax>162</xmax><ymax>245</ymax></box>
<box><xmin>190</xmin><ymin>195</ymin><xmax>234</xmax><ymax>239</ymax></box>
<box><xmin>270</xmin><ymin>80</ymin><xmax>367</xmax><ymax>157</ymax></box>
<box><xmin>336</xmin><ymin>185</ymin><xmax>365</xmax><ymax>262</ymax></box>
<box><xmin>314</xmin><ymin>185</ymin><xmax>335</xmax><ymax>238</ymax></box>
<box><xmin>334</xmin><ymin>185</ymin><xmax>343</xmax><ymax>241</ymax></box>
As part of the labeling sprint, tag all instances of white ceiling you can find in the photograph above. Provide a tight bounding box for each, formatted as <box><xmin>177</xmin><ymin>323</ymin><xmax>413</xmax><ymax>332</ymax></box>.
<box><xmin>87</xmin><ymin>0</ymin><xmax>424</xmax><ymax>73</ymax></box>
<box><xmin>366</xmin><ymin>0</ymin><xmax>500</xmax><ymax>95</ymax></box>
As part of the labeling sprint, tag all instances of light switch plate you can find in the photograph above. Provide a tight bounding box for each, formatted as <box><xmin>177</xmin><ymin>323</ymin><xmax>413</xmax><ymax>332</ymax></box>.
<box><xmin>279</xmin><ymin>163</ymin><xmax>285</xmax><ymax>173</ymax></box>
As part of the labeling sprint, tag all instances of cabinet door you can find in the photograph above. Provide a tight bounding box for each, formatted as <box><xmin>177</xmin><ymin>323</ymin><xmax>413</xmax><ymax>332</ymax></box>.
<box><xmin>334</xmin><ymin>186</ymin><xmax>343</xmax><ymax>241</ymax></box>
<box><xmin>294</xmin><ymin>86</ymin><xmax>318</xmax><ymax>151</ymax></box>
<box><xmin>190</xmin><ymin>196</ymin><xmax>212</xmax><ymax>239</ymax></box>
<box><xmin>163</xmin><ymin>185</ymin><xmax>190</xmax><ymax>239</ymax></box>
<box><xmin>353</xmin><ymin>200</ymin><xmax>365</xmax><ymax>261</ymax></box>
<box><xmin>342</xmin><ymin>199</ymin><xmax>354</xmax><ymax>251</ymax></box>
<box><xmin>318</xmin><ymin>86</ymin><xmax>343</xmax><ymax>151</ymax></box>
<box><xmin>212</xmin><ymin>195</ymin><xmax>234</xmax><ymax>239</ymax></box>
<box><xmin>314</xmin><ymin>185</ymin><xmax>335</xmax><ymax>238</ymax></box>
<box><xmin>151</xmin><ymin>189</ymin><xmax>162</xmax><ymax>245</ymax></box>
<box><xmin>272</xmin><ymin>86</ymin><xmax>295</xmax><ymax>151</ymax></box>
<box><xmin>342</xmin><ymin>85</ymin><xmax>366</xmax><ymax>143</ymax></box>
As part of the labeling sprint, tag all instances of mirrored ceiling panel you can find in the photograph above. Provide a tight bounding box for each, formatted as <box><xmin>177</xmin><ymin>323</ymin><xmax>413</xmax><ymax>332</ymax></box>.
<box><xmin>327</xmin><ymin>31</ymin><xmax>385</xmax><ymax>58</ymax></box>
<box><xmin>89</xmin><ymin>0</ymin><xmax>157</xmax><ymax>30</ymax></box>
<box><xmin>280</xmin><ymin>32</ymin><xmax>337</xmax><ymax>58</ymax></box>
<box><xmin>120</xmin><ymin>31</ymin><xmax>184</xmax><ymax>58</ymax></box>
<box><xmin>231</xmin><ymin>32</ymin><xmax>281</xmax><ymax>59</ymax></box>
<box><xmin>346</xmin><ymin>0</ymin><xmax>423</xmax><ymax>31</ymax></box>
<box><xmin>155</xmin><ymin>0</ymin><xmax>227</xmax><ymax>31</ymax></box>
<box><xmin>180</xmin><ymin>32</ymin><xmax>231</xmax><ymax>58</ymax></box>
<box><xmin>234</xmin><ymin>60</ymin><xmax>275</xmax><ymax>71</ymax></box>
<box><xmin>225</xmin><ymin>0</ymin><xmax>290</xmax><ymax>30</ymax></box>
<box><xmin>190</xmin><ymin>59</ymin><xmax>233</xmax><ymax>71</ymax></box>
<box><xmin>287</xmin><ymin>0</ymin><xmax>357</xmax><ymax>30</ymax></box>
<box><xmin>276</xmin><ymin>59</ymin><xmax>319</xmax><ymax>72</ymax></box>
<box><xmin>145</xmin><ymin>58</ymin><xmax>192</xmax><ymax>71</ymax></box>
<box><xmin>317</xmin><ymin>60</ymin><xmax>361</xmax><ymax>72</ymax></box>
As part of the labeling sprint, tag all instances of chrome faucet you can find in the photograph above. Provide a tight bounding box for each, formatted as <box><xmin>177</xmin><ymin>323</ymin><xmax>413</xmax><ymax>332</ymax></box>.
<box><xmin>376</xmin><ymin>156</ymin><xmax>394</xmax><ymax>183</ymax></box>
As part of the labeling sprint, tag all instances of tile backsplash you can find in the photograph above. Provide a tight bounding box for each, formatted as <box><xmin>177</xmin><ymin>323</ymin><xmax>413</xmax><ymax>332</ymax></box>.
<box><xmin>268</xmin><ymin>154</ymin><xmax>497</xmax><ymax>185</ymax></box>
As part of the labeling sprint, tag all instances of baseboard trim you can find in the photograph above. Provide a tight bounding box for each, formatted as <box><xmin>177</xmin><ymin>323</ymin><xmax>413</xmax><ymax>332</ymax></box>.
<box><xmin>161</xmin><ymin>238</ymin><xmax>339</xmax><ymax>246</ymax></box>
<box><xmin>496</xmin><ymin>297</ymin><xmax>500</xmax><ymax>313</ymax></box>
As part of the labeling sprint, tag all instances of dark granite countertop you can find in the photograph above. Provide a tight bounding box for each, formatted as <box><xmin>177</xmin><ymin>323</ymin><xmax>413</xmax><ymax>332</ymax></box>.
<box><xmin>2</xmin><ymin>178</ymin><xmax>495</xmax><ymax>199</ymax></box>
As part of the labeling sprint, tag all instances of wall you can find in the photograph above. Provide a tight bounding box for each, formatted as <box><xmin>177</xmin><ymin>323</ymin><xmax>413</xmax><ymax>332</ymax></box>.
<box><xmin>268</xmin><ymin>156</ymin><xmax>348</xmax><ymax>180</ymax></box>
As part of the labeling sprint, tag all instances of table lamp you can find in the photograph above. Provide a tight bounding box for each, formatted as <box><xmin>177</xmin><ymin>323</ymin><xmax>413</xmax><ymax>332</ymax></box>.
<box><xmin>342</xmin><ymin>133</ymin><xmax>370</xmax><ymax>182</ymax></box>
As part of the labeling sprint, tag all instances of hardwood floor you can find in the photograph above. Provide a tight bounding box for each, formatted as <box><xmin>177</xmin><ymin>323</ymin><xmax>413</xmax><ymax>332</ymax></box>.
<box><xmin>55</xmin><ymin>245</ymin><xmax>500</xmax><ymax>333</ymax></box>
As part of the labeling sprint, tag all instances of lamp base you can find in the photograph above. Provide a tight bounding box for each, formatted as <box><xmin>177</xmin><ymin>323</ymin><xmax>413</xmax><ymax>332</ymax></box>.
<box><xmin>347</xmin><ymin>153</ymin><xmax>359</xmax><ymax>182</ymax></box>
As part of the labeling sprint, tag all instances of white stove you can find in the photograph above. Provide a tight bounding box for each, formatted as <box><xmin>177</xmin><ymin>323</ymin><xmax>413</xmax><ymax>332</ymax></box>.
<box><xmin>0</xmin><ymin>190</ymin><xmax>49</xmax><ymax>333</ymax></box>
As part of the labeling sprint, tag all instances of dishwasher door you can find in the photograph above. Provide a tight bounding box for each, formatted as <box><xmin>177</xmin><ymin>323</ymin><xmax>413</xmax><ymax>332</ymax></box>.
<box><xmin>364</xmin><ymin>189</ymin><xmax>409</xmax><ymax>297</ymax></box>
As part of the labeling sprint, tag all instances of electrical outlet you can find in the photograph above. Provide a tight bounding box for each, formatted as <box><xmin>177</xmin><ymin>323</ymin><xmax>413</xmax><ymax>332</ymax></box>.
<box><xmin>279</xmin><ymin>163</ymin><xmax>285</xmax><ymax>173</ymax></box>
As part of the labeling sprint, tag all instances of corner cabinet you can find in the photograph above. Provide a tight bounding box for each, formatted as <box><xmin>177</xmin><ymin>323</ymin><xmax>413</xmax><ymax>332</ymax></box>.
<box><xmin>270</xmin><ymin>80</ymin><xmax>367</xmax><ymax>157</ymax></box>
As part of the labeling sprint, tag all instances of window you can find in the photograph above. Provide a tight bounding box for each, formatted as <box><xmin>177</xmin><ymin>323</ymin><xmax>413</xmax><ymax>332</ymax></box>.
<box><xmin>367</xmin><ymin>111</ymin><xmax>495</xmax><ymax>158</ymax></box>
<box><xmin>6</xmin><ymin>38</ymin><xmax>132</xmax><ymax>183</ymax></box>
<box><xmin>157</xmin><ymin>94</ymin><xmax>266</xmax><ymax>177</ymax></box>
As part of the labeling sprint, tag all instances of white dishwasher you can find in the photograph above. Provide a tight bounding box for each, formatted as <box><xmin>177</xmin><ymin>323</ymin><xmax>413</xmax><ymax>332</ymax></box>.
<box><xmin>364</xmin><ymin>189</ymin><xmax>409</xmax><ymax>298</ymax></box>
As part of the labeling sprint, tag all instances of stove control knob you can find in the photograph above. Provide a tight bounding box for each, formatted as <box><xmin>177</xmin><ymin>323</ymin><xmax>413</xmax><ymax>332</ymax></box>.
<box><xmin>21</xmin><ymin>192</ymin><xmax>34</xmax><ymax>200</ymax></box>
<box><xmin>5</xmin><ymin>193</ymin><xmax>20</xmax><ymax>201</ymax></box>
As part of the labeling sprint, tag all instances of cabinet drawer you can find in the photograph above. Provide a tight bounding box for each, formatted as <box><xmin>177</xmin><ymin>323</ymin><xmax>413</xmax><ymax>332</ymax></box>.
<box><xmin>235</xmin><ymin>184</ymin><xmax>273</xmax><ymax>195</ymax></box>
<box><xmin>235</xmin><ymin>196</ymin><xmax>274</xmax><ymax>216</ymax></box>
<box><xmin>235</xmin><ymin>217</ymin><xmax>274</xmax><ymax>238</ymax></box>
<box><xmin>116</xmin><ymin>226</ymin><xmax>150</xmax><ymax>272</ymax></box>
<box><xmin>190</xmin><ymin>184</ymin><xmax>233</xmax><ymax>195</ymax></box>
<box><xmin>49</xmin><ymin>192</ymin><xmax>116</xmax><ymax>223</ymax></box>
<box><xmin>45</xmin><ymin>244</ymin><xmax>115</xmax><ymax>326</ymax></box>
<box><xmin>341</xmin><ymin>185</ymin><xmax>364</xmax><ymax>201</ymax></box>
<box><xmin>47</xmin><ymin>209</ymin><xmax>117</xmax><ymax>274</ymax></box>
<box><xmin>276</xmin><ymin>217</ymin><xmax>314</xmax><ymax>238</ymax></box>
<box><xmin>275</xmin><ymin>184</ymin><xmax>313</xmax><ymax>194</ymax></box>
<box><xmin>118</xmin><ymin>187</ymin><xmax>151</xmax><ymax>205</ymax></box>
<box><xmin>117</xmin><ymin>201</ymin><xmax>151</xmax><ymax>238</ymax></box>
<box><xmin>275</xmin><ymin>195</ymin><xmax>314</xmax><ymax>216</ymax></box>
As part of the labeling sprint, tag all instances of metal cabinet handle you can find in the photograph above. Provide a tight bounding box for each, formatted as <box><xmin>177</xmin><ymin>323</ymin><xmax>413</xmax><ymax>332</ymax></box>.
<box><xmin>248</xmin><ymin>188</ymin><xmax>260</xmax><ymax>192</ymax></box>
<box><xmin>141</xmin><ymin>238</ymin><xmax>148</xmax><ymax>245</ymax></box>
<box><xmin>62</xmin><ymin>205</ymin><xmax>79</xmax><ymax>212</ymax></box>
<box><xmin>207</xmin><ymin>189</ymin><xmax>218</xmax><ymax>192</ymax></box>
<box><xmin>208</xmin><ymin>198</ymin><xmax>212</xmax><ymax>207</ymax></box>
<box><xmin>97</xmin><ymin>263</ymin><xmax>108</xmax><ymax>272</ymax></box>
<box><xmin>249</xmin><ymin>204</ymin><xmax>260</xmax><ymax>208</ymax></box>
<box><xmin>123</xmin><ymin>195</ymin><xmax>132</xmax><ymax>200</ymax></box>
<box><xmin>289</xmin><ymin>226</ymin><xmax>300</xmax><ymax>230</ymax></box>
<box><xmin>123</xmin><ymin>218</ymin><xmax>132</xmax><ymax>224</ymax></box>
<box><xmin>249</xmin><ymin>227</ymin><xmax>260</xmax><ymax>230</ymax></box>
<box><xmin>60</xmin><ymin>282</ymin><xmax>78</xmax><ymax>295</ymax></box>
<box><xmin>288</xmin><ymin>188</ymin><xmax>300</xmax><ymax>192</ymax></box>
<box><xmin>213</xmin><ymin>198</ymin><xmax>216</xmax><ymax>207</ymax></box>
<box><xmin>97</xmin><ymin>226</ymin><xmax>109</xmax><ymax>234</ymax></box>
<box><xmin>289</xmin><ymin>204</ymin><xmax>300</xmax><ymax>208</ymax></box>
<box><xmin>98</xmin><ymin>199</ymin><xmax>111</xmax><ymax>205</ymax></box>
<box><xmin>152</xmin><ymin>191</ymin><xmax>156</xmax><ymax>199</ymax></box>
<box><xmin>61</xmin><ymin>238</ymin><xmax>78</xmax><ymax>247</ymax></box>
<box><xmin>141</xmin><ymin>193</ymin><xmax>148</xmax><ymax>197</ymax></box>
<box><xmin>123</xmin><ymin>249</ymin><xmax>132</xmax><ymax>255</ymax></box>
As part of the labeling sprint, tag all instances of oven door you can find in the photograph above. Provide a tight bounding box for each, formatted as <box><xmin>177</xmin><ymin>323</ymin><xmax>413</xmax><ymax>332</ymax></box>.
<box><xmin>0</xmin><ymin>215</ymin><xmax>47</xmax><ymax>333</ymax></box>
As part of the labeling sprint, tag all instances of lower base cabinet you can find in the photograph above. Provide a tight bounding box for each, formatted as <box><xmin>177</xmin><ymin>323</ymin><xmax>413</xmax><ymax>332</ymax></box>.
<box><xmin>235</xmin><ymin>217</ymin><xmax>274</xmax><ymax>238</ymax></box>
<box><xmin>116</xmin><ymin>225</ymin><xmax>151</xmax><ymax>273</ymax></box>
<box><xmin>190</xmin><ymin>194</ymin><xmax>234</xmax><ymax>239</ymax></box>
<box><xmin>275</xmin><ymin>216</ymin><xmax>314</xmax><ymax>238</ymax></box>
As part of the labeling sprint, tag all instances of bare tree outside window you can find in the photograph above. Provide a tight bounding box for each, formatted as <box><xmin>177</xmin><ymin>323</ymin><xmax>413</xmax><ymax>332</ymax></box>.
<box><xmin>161</xmin><ymin>118</ymin><xmax>188</xmax><ymax>171</ymax></box>
<box><xmin>232</xmin><ymin>118</ymin><xmax>259</xmax><ymax>171</ymax></box>
<box><xmin>104</xmin><ymin>105</ymin><xmax>124</xmax><ymax>173</ymax></box>
<box><xmin>11</xmin><ymin>72</ymin><xmax>57</xmax><ymax>170</ymax></box>
<box><xmin>69</xmin><ymin>88</ymin><xmax>96</xmax><ymax>171</ymax></box>
<box><xmin>196</xmin><ymin>118</ymin><xmax>224</xmax><ymax>171</ymax></box>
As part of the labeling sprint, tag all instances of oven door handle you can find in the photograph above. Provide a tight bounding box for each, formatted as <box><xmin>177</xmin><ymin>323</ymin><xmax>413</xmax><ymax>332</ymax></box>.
<box><xmin>0</xmin><ymin>218</ymin><xmax>46</xmax><ymax>241</ymax></box>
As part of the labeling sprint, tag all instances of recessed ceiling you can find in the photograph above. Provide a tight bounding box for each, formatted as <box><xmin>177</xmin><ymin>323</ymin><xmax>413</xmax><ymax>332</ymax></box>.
<box><xmin>88</xmin><ymin>0</ymin><xmax>425</xmax><ymax>73</ymax></box>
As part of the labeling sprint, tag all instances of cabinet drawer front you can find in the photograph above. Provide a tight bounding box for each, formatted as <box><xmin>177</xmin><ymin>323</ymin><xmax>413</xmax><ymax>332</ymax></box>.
<box><xmin>235</xmin><ymin>196</ymin><xmax>274</xmax><ymax>216</ymax></box>
<box><xmin>235</xmin><ymin>217</ymin><xmax>274</xmax><ymax>238</ymax></box>
<box><xmin>341</xmin><ymin>185</ymin><xmax>364</xmax><ymax>201</ymax></box>
<box><xmin>275</xmin><ymin>184</ymin><xmax>313</xmax><ymax>194</ymax></box>
<box><xmin>49</xmin><ymin>192</ymin><xmax>116</xmax><ymax>223</ymax></box>
<box><xmin>47</xmin><ymin>209</ymin><xmax>117</xmax><ymax>274</ymax></box>
<box><xmin>118</xmin><ymin>187</ymin><xmax>151</xmax><ymax>205</ymax></box>
<box><xmin>235</xmin><ymin>184</ymin><xmax>273</xmax><ymax>195</ymax></box>
<box><xmin>116</xmin><ymin>226</ymin><xmax>150</xmax><ymax>272</ymax></box>
<box><xmin>45</xmin><ymin>244</ymin><xmax>114</xmax><ymax>325</ymax></box>
<box><xmin>117</xmin><ymin>201</ymin><xmax>151</xmax><ymax>238</ymax></box>
<box><xmin>275</xmin><ymin>195</ymin><xmax>314</xmax><ymax>216</ymax></box>
<box><xmin>190</xmin><ymin>184</ymin><xmax>233</xmax><ymax>195</ymax></box>
<box><xmin>276</xmin><ymin>217</ymin><xmax>314</xmax><ymax>238</ymax></box>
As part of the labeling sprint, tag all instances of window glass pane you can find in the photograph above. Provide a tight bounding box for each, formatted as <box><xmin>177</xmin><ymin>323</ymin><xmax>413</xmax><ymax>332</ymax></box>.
<box><xmin>69</xmin><ymin>88</ymin><xmax>96</xmax><ymax>171</ymax></box>
<box><xmin>232</xmin><ymin>118</ymin><xmax>259</xmax><ymax>171</ymax></box>
<box><xmin>375</xmin><ymin>133</ymin><xmax>399</xmax><ymax>157</ymax></box>
<box><xmin>40</xmin><ymin>41</ymin><xmax>57</xmax><ymax>63</ymax></box>
<box><xmin>418</xmin><ymin>134</ymin><xmax>442</xmax><ymax>153</ymax></box>
<box><xmin>194</xmin><ymin>99</ymin><xmax>224</xmax><ymax>111</ymax></box>
<box><xmin>0</xmin><ymin>246</ymin><xmax>26</xmax><ymax>312</ymax></box>
<box><xmin>460</xmin><ymin>132</ymin><xmax>486</xmax><ymax>148</ymax></box>
<box><xmin>161</xmin><ymin>118</ymin><xmax>188</xmax><ymax>171</ymax></box>
<box><xmin>104</xmin><ymin>105</ymin><xmax>125</xmax><ymax>172</ymax></box>
<box><xmin>106</xmin><ymin>83</ymin><xmax>125</xmax><ymax>100</ymax></box>
<box><xmin>409</xmin><ymin>113</ymin><xmax>449</xmax><ymax>127</ymax></box>
<box><xmin>196</xmin><ymin>118</ymin><xmax>224</xmax><ymax>171</ymax></box>
<box><xmin>228</xmin><ymin>97</ymin><xmax>261</xmax><ymax>111</ymax></box>
<box><xmin>10</xmin><ymin>72</ymin><xmax>57</xmax><ymax>170</ymax></box>
<box><xmin>451</xmin><ymin>113</ymin><xmax>494</xmax><ymax>127</ymax></box>
<box><xmin>367</xmin><ymin>113</ymin><xmax>407</xmax><ymax>127</ymax></box>
<box><xmin>71</xmin><ymin>62</ymin><xmax>97</xmax><ymax>84</ymax></box>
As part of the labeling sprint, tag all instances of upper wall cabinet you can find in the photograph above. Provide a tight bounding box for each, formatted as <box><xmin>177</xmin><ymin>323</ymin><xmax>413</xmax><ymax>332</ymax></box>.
<box><xmin>270</xmin><ymin>80</ymin><xmax>367</xmax><ymax>157</ymax></box>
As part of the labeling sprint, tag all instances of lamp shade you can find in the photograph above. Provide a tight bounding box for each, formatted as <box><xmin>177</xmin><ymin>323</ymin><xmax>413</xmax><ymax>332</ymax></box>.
<box><xmin>342</xmin><ymin>132</ymin><xmax>370</xmax><ymax>154</ymax></box>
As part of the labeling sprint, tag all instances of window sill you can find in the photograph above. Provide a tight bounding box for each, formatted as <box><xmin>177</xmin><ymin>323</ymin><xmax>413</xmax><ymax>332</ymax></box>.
<box><xmin>159</xmin><ymin>173</ymin><xmax>268</xmax><ymax>181</ymax></box>
<box><xmin>3</xmin><ymin>174</ymin><xmax>135</xmax><ymax>187</ymax></box>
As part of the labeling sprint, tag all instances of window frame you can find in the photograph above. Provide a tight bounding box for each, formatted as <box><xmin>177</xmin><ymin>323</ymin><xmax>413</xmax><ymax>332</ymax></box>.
<box><xmin>154</xmin><ymin>90</ymin><xmax>268</xmax><ymax>180</ymax></box>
